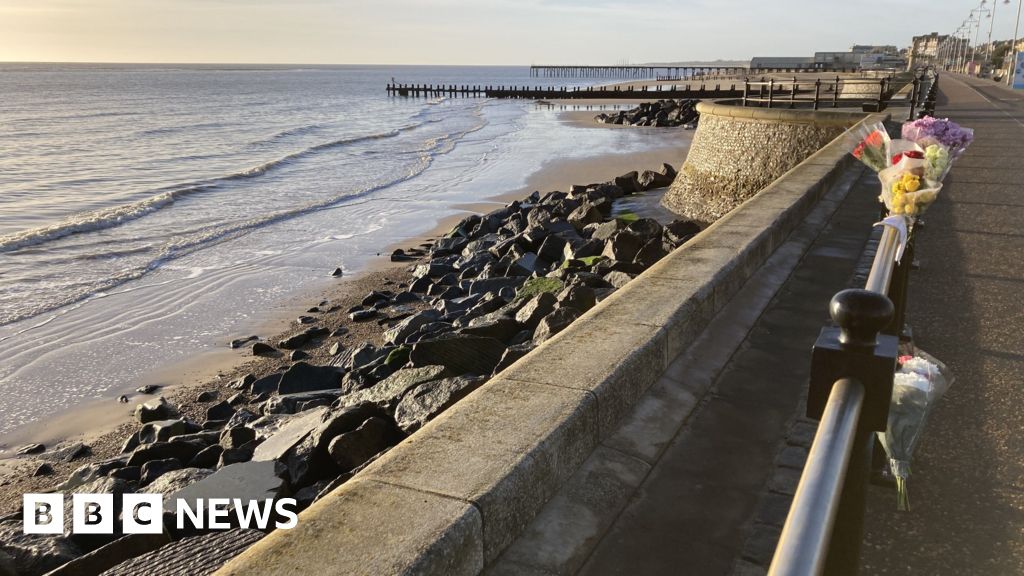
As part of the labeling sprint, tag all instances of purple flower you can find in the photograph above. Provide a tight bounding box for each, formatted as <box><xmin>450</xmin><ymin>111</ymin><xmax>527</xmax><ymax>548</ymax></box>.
<box><xmin>902</xmin><ymin>117</ymin><xmax>973</xmax><ymax>157</ymax></box>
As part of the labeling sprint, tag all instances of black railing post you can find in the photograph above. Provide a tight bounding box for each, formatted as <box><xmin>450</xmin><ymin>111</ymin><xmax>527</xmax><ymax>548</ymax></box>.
<box><xmin>833</xmin><ymin>76</ymin><xmax>840</xmax><ymax>108</ymax></box>
<box><xmin>813</xmin><ymin>79</ymin><xmax>821</xmax><ymax>110</ymax></box>
<box><xmin>768</xmin><ymin>78</ymin><xmax>775</xmax><ymax>108</ymax></box>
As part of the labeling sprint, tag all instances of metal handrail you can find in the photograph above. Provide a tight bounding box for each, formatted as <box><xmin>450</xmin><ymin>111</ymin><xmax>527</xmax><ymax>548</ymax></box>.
<box><xmin>768</xmin><ymin>378</ymin><xmax>865</xmax><ymax>576</ymax></box>
<box><xmin>768</xmin><ymin>217</ymin><xmax>904</xmax><ymax>575</ymax></box>
<box><xmin>865</xmin><ymin>226</ymin><xmax>899</xmax><ymax>294</ymax></box>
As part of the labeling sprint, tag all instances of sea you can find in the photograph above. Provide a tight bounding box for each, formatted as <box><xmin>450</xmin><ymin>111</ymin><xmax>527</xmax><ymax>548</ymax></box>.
<box><xmin>0</xmin><ymin>63</ymin><xmax>684</xmax><ymax>442</ymax></box>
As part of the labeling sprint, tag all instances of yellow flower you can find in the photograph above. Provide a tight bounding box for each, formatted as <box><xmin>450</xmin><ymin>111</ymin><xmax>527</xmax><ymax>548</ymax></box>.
<box><xmin>906</xmin><ymin>202</ymin><xmax>918</xmax><ymax>216</ymax></box>
<box><xmin>904</xmin><ymin>175</ymin><xmax>921</xmax><ymax>193</ymax></box>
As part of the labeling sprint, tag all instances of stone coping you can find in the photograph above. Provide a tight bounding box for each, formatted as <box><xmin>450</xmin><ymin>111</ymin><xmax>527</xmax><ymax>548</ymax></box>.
<box><xmin>699</xmin><ymin>100</ymin><xmax>869</xmax><ymax>127</ymax></box>
<box><xmin>216</xmin><ymin>113</ymin><xmax>888</xmax><ymax>576</ymax></box>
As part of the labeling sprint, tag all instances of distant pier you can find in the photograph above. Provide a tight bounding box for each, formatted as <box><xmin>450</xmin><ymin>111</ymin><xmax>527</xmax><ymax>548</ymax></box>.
<box><xmin>385</xmin><ymin>83</ymin><xmax>745</xmax><ymax>100</ymax></box>
<box><xmin>527</xmin><ymin>65</ymin><xmax>859</xmax><ymax>78</ymax></box>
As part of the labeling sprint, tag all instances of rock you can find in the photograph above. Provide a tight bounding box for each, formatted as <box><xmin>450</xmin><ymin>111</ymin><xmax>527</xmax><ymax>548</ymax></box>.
<box><xmin>281</xmin><ymin>403</ymin><xmax>385</xmax><ymax>487</ymax></box>
<box><xmin>603</xmin><ymin>270</ymin><xmax>635</xmax><ymax>288</ymax></box>
<box><xmin>638</xmin><ymin>169</ymin><xmax>674</xmax><ymax>190</ymax></box>
<box><xmin>139</xmin><ymin>458</ymin><xmax>183</xmax><ymax>486</ymax></box>
<box><xmin>277</xmin><ymin>362</ymin><xmax>344</xmax><ymax>395</ymax></box>
<box><xmin>289</xmin><ymin>349</ymin><xmax>309</xmax><ymax>361</ymax></box>
<box><xmin>135</xmin><ymin>384</ymin><xmax>160</xmax><ymax>395</ymax></box>
<box><xmin>327</xmin><ymin>417</ymin><xmax>402</xmax><ymax>473</ymax></box>
<box><xmin>634</xmin><ymin>237</ymin><xmax>667</xmax><ymax>268</ymax></box>
<box><xmin>251</xmin><ymin>342</ymin><xmax>275</xmax><ymax>356</ymax></box>
<box><xmin>118</xmin><ymin>395</ymin><xmax>129</xmax><ymax>403</ymax></box>
<box><xmin>134</xmin><ymin>397</ymin><xmax>178</xmax><ymax>424</ymax></box>
<box><xmin>391</xmin><ymin>249</ymin><xmax>417</xmax><ymax>262</ymax></box>
<box><xmin>229</xmin><ymin>336</ymin><xmax>258</xmax><ymax>349</ymax></box>
<box><xmin>459</xmin><ymin>317</ymin><xmax>521</xmax><ymax>343</ymax></box>
<box><xmin>277</xmin><ymin>332</ymin><xmax>311</xmax><ymax>350</ymax></box>
<box><xmin>127</xmin><ymin>439</ymin><xmax>205</xmax><ymax>468</ymax></box>
<box><xmin>42</xmin><ymin>441</ymin><xmax>92</xmax><ymax>463</ymax></box>
<box><xmin>250</xmin><ymin>373</ymin><xmax>281</xmax><ymax>396</ymax></box>
<box><xmin>664</xmin><ymin>219</ymin><xmax>701</xmax><ymax>245</ymax></box>
<box><xmin>382</xmin><ymin>309</ymin><xmax>441</xmax><ymax>345</ymax></box>
<box><xmin>394</xmin><ymin>376</ymin><xmax>487</xmax><ymax>433</ymax></box>
<box><xmin>409</xmin><ymin>335</ymin><xmax>506</xmax><ymax>376</ymax></box>
<box><xmin>195</xmin><ymin>390</ymin><xmax>218</xmax><ymax>403</ymax></box>
<box><xmin>494</xmin><ymin>343</ymin><xmax>537</xmax><ymax>373</ymax></box>
<box><xmin>514</xmin><ymin>292</ymin><xmax>558</xmax><ymax>328</ymax></box>
<box><xmin>218</xmin><ymin>447</ymin><xmax>254</xmax><ymax>468</ymax></box>
<box><xmin>144</xmin><ymin>467</ymin><xmax>214</xmax><ymax>495</ymax></box>
<box><xmin>226</xmin><ymin>409</ymin><xmax>258</xmax><ymax>429</ymax></box>
<box><xmin>515</xmin><ymin>277</ymin><xmax>565</xmax><ymax>302</ymax></box>
<box><xmin>206</xmin><ymin>400</ymin><xmax>235</xmax><ymax>422</ymax></box>
<box><xmin>227</xmin><ymin>392</ymin><xmax>246</xmax><ymax>406</ymax></box>
<box><xmin>164</xmin><ymin>460</ymin><xmax>286</xmax><ymax>516</ymax></box>
<box><xmin>296</xmin><ymin>315</ymin><xmax>316</xmax><ymax>325</ymax></box>
<box><xmin>625</xmin><ymin>218</ymin><xmax>664</xmax><ymax>242</ymax></box>
<box><xmin>252</xmin><ymin>407</ymin><xmax>330</xmax><ymax>463</ymax></box>
<box><xmin>32</xmin><ymin>463</ymin><xmax>53</xmax><ymax>477</ymax></box>
<box><xmin>108</xmin><ymin>466</ymin><xmax>141</xmax><ymax>482</ymax></box>
<box><xmin>557</xmin><ymin>284</ymin><xmax>597</xmax><ymax>313</ymax></box>
<box><xmin>331</xmin><ymin>267</ymin><xmax>344</xmax><ymax>277</ymax></box>
<box><xmin>58</xmin><ymin>456</ymin><xmax>130</xmax><ymax>491</ymax></box>
<box><xmin>188</xmin><ymin>445</ymin><xmax>223</xmax><ymax>468</ymax></box>
<box><xmin>16</xmin><ymin>443</ymin><xmax>44</xmax><ymax>456</ymax></box>
<box><xmin>614</xmin><ymin>171</ymin><xmax>641</xmax><ymax>193</ymax></box>
<box><xmin>361</xmin><ymin>291</ymin><xmax>392</xmax><ymax>307</ymax></box>
<box><xmin>0</xmin><ymin>516</ymin><xmax>82</xmax><ymax>575</ymax></box>
<box><xmin>591</xmin><ymin>219</ymin><xmax>624</xmax><ymax>242</ymax></box>
<box><xmin>431</xmin><ymin>236</ymin><xmax>469</xmax><ymax>256</ymax></box>
<box><xmin>348</xmin><ymin>309</ymin><xmax>377</xmax><ymax>321</ymax></box>
<box><xmin>337</xmin><ymin>366</ymin><xmax>448</xmax><ymax>411</ymax></box>
<box><xmin>232</xmin><ymin>374</ymin><xmax>256</xmax><ymax>390</ymax></box>
<box><xmin>263</xmin><ymin>390</ymin><xmax>342</xmax><ymax>415</ymax></box>
<box><xmin>601</xmin><ymin>231</ymin><xmax>645</xmax><ymax>263</ymax></box>
<box><xmin>122</xmin><ymin>419</ymin><xmax>188</xmax><ymax>453</ymax></box>
<box><xmin>533</xmin><ymin>307</ymin><xmax>581</xmax><ymax>344</ymax></box>
<box><xmin>536</xmin><ymin>234</ymin><xmax>568</xmax><ymax>265</ymax></box>
<box><xmin>220</xmin><ymin>426</ymin><xmax>256</xmax><ymax>450</ymax></box>
<box><xmin>567</xmin><ymin>203</ymin><xmax>604</xmax><ymax>230</ymax></box>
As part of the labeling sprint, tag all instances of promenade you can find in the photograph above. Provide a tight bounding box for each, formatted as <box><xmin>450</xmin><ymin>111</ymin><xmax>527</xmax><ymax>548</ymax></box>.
<box><xmin>860</xmin><ymin>75</ymin><xmax>1024</xmax><ymax>575</ymax></box>
<box><xmin>490</xmin><ymin>74</ymin><xmax>1024</xmax><ymax>575</ymax></box>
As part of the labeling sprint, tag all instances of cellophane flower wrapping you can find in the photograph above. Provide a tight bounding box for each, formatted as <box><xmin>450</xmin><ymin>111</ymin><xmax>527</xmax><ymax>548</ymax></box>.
<box><xmin>878</xmin><ymin>165</ymin><xmax>942</xmax><ymax>219</ymax></box>
<box><xmin>877</xmin><ymin>349</ymin><xmax>954</xmax><ymax>511</ymax></box>
<box><xmin>850</xmin><ymin>120</ymin><xmax>890</xmax><ymax>172</ymax></box>
<box><xmin>899</xmin><ymin>117</ymin><xmax>974</xmax><ymax>182</ymax></box>
<box><xmin>901</xmin><ymin>116</ymin><xmax>974</xmax><ymax>159</ymax></box>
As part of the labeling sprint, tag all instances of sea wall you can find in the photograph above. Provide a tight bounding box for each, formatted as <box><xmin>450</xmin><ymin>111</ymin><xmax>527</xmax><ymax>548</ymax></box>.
<box><xmin>661</xmin><ymin>102</ymin><xmax>865</xmax><ymax>223</ymax></box>
<box><xmin>217</xmin><ymin>114</ymin><xmax>887</xmax><ymax>576</ymax></box>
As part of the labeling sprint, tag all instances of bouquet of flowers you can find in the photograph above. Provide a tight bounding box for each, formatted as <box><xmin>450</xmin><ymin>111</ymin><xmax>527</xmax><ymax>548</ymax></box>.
<box><xmin>877</xmin><ymin>349</ymin><xmax>954</xmax><ymax>511</ymax></box>
<box><xmin>901</xmin><ymin>116</ymin><xmax>974</xmax><ymax>181</ymax></box>
<box><xmin>850</xmin><ymin>120</ymin><xmax>891</xmax><ymax>172</ymax></box>
<box><xmin>877</xmin><ymin>166</ymin><xmax>942</xmax><ymax>218</ymax></box>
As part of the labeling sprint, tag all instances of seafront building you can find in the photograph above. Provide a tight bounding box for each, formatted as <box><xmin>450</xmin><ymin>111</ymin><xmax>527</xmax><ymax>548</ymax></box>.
<box><xmin>750</xmin><ymin>45</ymin><xmax>905</xmax><ymax>70</ymax></box>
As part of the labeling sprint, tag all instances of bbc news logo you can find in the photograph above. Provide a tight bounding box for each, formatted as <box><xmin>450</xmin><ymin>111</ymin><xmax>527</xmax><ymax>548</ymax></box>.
<box><xmin>24</xmin><ymin>493</ymin><xmax>298</xmax><ymax>534</ymax></box>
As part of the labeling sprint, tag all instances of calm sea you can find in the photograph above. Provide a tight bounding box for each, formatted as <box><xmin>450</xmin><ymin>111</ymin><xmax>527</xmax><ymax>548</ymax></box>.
<box><xmin>0</xmin><ymin>63</ymin><xmax>682</xmax><ymax>439</ymax></box>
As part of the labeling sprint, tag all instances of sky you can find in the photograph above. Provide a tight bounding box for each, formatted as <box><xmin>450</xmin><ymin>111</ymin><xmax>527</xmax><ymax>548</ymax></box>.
<box><xmin>0</xmin><ymin>0</ymin><xmax>1021</xmax><ymax>65</ymax></box>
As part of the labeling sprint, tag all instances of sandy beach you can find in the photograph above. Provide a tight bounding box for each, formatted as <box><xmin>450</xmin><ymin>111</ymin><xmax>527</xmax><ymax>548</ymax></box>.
<box><xmin>0</xmin><ymin>108</ymin><xmax>693</xmax><ymax>514</ymax></box>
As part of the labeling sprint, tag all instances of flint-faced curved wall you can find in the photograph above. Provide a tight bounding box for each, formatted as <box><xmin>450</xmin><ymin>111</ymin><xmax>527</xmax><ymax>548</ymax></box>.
<box><xmin>662</xmin><ymin>102</ymin><xmax>865</xmax><ymax>223</ymax></box>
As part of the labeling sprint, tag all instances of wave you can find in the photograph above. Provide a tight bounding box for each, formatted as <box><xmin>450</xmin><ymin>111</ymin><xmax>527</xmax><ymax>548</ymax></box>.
<box><xmin>0</xmin><ymin>123</ymin><xmax>425</xmax><ymax>254</ymax></box>
<box><xmin>0</xmin><ymin>106</ymin><xmax>490</xmax><ymax>327</ymax></box>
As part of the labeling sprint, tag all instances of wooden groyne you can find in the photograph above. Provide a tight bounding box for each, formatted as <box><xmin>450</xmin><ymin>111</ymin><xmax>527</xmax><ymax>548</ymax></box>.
<box><xmin>385</xmin><ymin>83</ymin><xmax>746</xmax><ymax>100</ymax></box>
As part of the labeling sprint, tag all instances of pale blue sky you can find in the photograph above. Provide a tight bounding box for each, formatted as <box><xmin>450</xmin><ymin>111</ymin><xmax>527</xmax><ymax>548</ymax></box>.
<box><xmin>0</xmin><ymin>0</ymin><xmax>1019</xmax><ymax>64</ymax></box>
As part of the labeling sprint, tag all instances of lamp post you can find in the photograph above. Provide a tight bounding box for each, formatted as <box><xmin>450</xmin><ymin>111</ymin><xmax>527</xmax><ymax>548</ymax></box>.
<box><xmin>969</xmin><ymin>6</ymin><xmax>991</xmax><ymax>75</ymax></box>
<box><xmin>1010</xmin><ymin>0</ymin><xmax>1023</xmax><ymax>86</ymax></box>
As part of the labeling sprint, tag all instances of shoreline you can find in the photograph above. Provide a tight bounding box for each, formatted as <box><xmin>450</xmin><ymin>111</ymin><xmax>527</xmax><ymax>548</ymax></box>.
<box><xmin>0</xmin><ymin>111</ymin><xmax>692</xmax><ymax>513</ymax></box>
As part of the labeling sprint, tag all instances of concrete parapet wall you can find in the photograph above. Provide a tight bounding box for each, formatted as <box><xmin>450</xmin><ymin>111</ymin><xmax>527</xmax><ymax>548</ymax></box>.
<box><xmin>662</xmin><ymin>101</ymin><xmax>865</xmax><ymax>223</ymax></box>
<box><xmin>217</xmin><ymin>113</ymin><xmax>886</xmax><ymax>576</ymax></box>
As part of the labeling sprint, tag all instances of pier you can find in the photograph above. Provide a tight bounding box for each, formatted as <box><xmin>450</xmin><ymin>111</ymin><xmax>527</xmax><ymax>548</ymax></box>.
<box><xmin>385</xmin><ymin>82</ymin><xmax>744</xmax><ymax>100</ymax></box>
<box><xmin>528</xmin><ymin>65</ymin><xmax>859</xmax><ymax>78</ymax></box>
